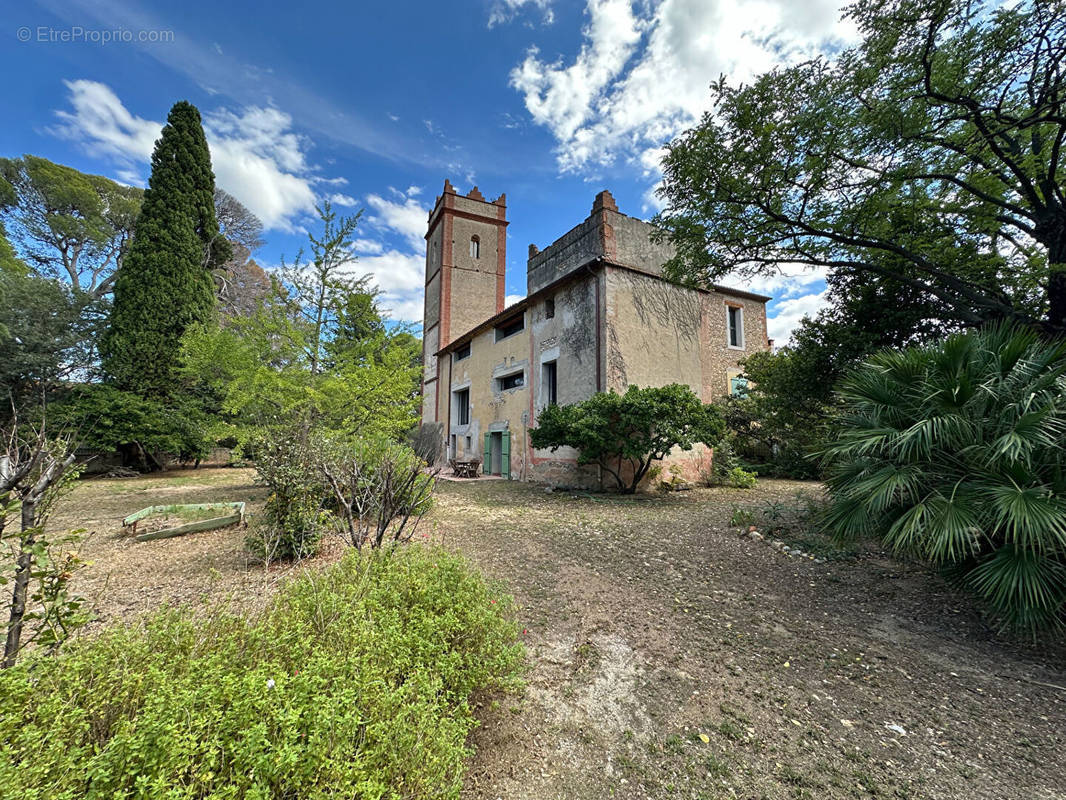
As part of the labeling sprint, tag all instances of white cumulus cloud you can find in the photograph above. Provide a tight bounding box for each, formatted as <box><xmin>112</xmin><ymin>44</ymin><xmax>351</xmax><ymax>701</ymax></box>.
<box><xmin>50</xmin><ymin>79</ymin><xmax>332</xmax><ymax>232</ymax></box>
<box><xmin>365</xmin><ymin>192</ymin><xmax>430</xmax><ymax>252</ymax></box>
<box><xmin>349</xmin><ymin>187</ymin><xmax>431</xmax><ymax>324</ymax></box>
<box><xmin>766</xmin><ymin>290</ymin><xmax>830</xmax><ymax>346</ymax></box>
<box><xmin>511</xmin><ymin>0</ymin><xmax>855</xmax><ymax>175</ymax></box>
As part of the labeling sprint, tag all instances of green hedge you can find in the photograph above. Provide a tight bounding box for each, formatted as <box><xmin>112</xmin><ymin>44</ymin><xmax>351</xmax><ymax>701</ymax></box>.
<box><xmin>0</xmin><ymin>547</ymin><xmax>524</xmax><ymax>799</ymax></box>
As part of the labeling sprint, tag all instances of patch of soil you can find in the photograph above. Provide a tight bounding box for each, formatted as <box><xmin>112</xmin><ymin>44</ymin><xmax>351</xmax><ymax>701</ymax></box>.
<box><xmin>436</xmin><ymin>479</ymin><xmax>1066</xmax><ymax>800</ymax></box>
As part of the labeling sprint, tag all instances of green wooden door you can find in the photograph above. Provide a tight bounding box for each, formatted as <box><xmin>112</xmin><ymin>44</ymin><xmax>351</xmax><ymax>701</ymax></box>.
<box><xmin>483</xmin><ymin>433</ymin><xmax>492</xmax><ymax>475</ymax></box>
<box><xmin>500</xmin><ymin>432</ymin><xmax>511</xmax><ymax>479</ymax></box>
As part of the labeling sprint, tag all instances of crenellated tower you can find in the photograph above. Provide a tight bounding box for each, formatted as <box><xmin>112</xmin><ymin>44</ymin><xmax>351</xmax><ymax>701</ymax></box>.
<box><xmin>420</xmin><ymin>179</ymin><xmax>507</xmax><ymax>422</ymax></box>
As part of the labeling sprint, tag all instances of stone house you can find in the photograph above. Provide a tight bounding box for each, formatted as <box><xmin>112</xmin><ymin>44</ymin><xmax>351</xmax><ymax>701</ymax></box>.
<box><xmin>419</xmin><ymin>180</ymin><xmax>772</xmax><ymax>486</ymax></box>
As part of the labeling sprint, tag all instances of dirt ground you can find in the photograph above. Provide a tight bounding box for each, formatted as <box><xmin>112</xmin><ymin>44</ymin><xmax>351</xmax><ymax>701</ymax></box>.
<box><xmin>59</xmin><ymin>469</ymin><xmax>1066</xmax><ymax>799</ymax></box>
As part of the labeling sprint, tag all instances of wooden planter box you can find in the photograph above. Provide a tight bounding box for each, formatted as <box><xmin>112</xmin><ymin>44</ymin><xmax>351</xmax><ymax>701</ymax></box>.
<box><xmin>123</xmin><ymin>502</ymin><xmax>246</xmax><ymax>542</ymax></box>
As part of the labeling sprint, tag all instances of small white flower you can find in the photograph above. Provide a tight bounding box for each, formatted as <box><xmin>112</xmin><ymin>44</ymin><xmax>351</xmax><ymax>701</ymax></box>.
<box><xmin>266</xmin><ymin>678</ymin><xmax>275</xmax><ymax>689</ymax></box>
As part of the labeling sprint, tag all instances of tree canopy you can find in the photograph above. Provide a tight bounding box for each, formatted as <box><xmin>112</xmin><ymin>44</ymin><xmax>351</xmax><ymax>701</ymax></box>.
<box><xmin>529</xmin><ymin>384</ymin><xmax>724</xmax><ymax>493</ymax></box>
<box><xmin>656</xmin><ymin>0</ymin><xmax>1066</xmax><ymax>332</ymax></box>
<box><xmin>181</xmin><ymin>203</ymin><xmax>421</xmax><ymax>446</ymax></box>
<box><xmin>0</xmin><ymin>155</ymin><xmax>141</xmax><ymax>299</ymax></box>
<box><xmin>100</xmin><ymin>101</ymin><xmax>228</xmax><ymax>396</ymax></box>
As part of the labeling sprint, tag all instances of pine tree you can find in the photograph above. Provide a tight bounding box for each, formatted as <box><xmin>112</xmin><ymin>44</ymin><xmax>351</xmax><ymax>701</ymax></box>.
<box><xmin>101</xmin><ymin>101</ymin><xmax>229</xmax><ymax>395</ymax></box>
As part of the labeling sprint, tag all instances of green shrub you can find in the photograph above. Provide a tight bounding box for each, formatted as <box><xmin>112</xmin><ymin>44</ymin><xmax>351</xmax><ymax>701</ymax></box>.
<box><xmin>319</xmin><ymin>434</ymin><xmax>436</xmax><ymax>549</ymax></box>
<box><xmin>0</xmin><ymin>546</ymin><xmax>524</xmax><ymax>799</ymax></box>
<box><xmin>725</xmin><ymin>466</ymin><xmax>758</xmax><ymax>489</ymax></box>
<box><xmin>247</xmin><ymin>429</ymin><xmax>328</xmax><ymax>561</ymax></box>
<box><xmin>530</xmin><ymin>383</ymin><xmax>724</xmax><ymax>494</ymax></box>
<box><xmin>702</xmin><ymin>437</ymin><xmax>757</xmax><ymax>488</ymax></box>
<box><xmin>822</xmin><ymin>325</ymin><xmax>1066</xmax><ymax>635</ymax></box>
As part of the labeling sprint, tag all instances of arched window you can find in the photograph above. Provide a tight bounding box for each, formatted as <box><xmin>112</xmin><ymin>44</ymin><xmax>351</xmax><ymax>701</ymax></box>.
<box><xmin>470</xmin><ymin>236</ymin><xmax>480</xmax><ymax>259</ymax></box>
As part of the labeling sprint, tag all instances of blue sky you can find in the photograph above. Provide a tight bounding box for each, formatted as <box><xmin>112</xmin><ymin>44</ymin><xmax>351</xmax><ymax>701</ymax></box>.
<box><xmin>3</xmin><ymin>0</ymin><xmax>857</xmax><ymax>342</ymax></box>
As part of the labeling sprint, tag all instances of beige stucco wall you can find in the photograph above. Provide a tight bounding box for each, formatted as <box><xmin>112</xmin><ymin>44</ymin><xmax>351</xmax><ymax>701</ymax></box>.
<box><xmin>526</xmin><ymin>273</ymin><xmax>603</xmax><ymax>487</ymax></box>
<box><xmin>431</xmin><ymin>274</ymin><xmax>603</xmax><ymax>486</ymax></box>
<box><xmin>603</xmin><ymin>266</ymin><xmax>768</xmax><ymax>402</ymax></box>
<box><xmin>604</xmin><ymin>267</ymin><xmax>705</xmax><ymax>395</ymax></box>
<box><xmin>437</xmin><ymin>310</ymin><xmax>532</xmax><ymax>476</ymax></box>
<box><xmin>449</xmin><ymin>214</ymin><xmax>502</xmax><ymax>338</ymax></box>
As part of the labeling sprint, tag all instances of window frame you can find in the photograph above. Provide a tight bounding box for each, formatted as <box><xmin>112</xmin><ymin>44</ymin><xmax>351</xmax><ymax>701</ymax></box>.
<box><xmin>545</xmin><ymin>297</ymin><xmax>555</xmax><ymax>319</ymax></box>
<box><xmin>454</xmin><ymin>341</ymin><xmax>471</xmax><ymax>361</ymax></box>
<box><xmin>470</xmin><ymin>236</ymin><xmax>480</xmax><ymax>259</ymax></box>
<box><xmin>454</xmin><ymin>388</ymin><xmax>470</xmax><ymax>426</ymax></box>
<box><xmin>494</xmin><ymin>314</ymin><xmax>525</xmax><ymax>342</ymax></box>
<box><xmin>727</xmin><ymin>304</ymin><xmax>745</xmax><ymax>349</ymax></box>
<box><xmin>542</xmin><ymin>360</ymin><xmax>558</xmax><ymax>406</ymax></box>
<box><xmin>496</xmin><ymin>370</ymin><xmax>525</xmax><ymax>392</ymax></box>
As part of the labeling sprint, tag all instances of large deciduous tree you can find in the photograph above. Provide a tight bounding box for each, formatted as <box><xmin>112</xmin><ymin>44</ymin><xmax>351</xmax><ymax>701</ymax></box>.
<box><xmin>656</xmin><ymin>0</ymin><xmax>1066</xmax><ymax>333</ymax></box>
<box><xmin>181</xmin><ymin>202</ymin><xmax>421</xmax><ymax>445</ymax></box>
<box><xmin>100</xmin><ymin>101</ymin><xmax>230</xmax><ymax>396</ymax></box>
<box><xmin>213</xmin><ymin>187</ymin><xmax>271</xmax><ymax>317</ymax></box>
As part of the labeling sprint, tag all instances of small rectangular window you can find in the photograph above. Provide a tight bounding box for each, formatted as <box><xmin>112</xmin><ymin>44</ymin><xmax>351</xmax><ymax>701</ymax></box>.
<box><xmin>497</xmin><ymin>372</ymin><xmax>524</xmax><ymax>392</ymax></box>
<box><xmin>454</xmin><ymin>341</ymin><xmax>471</xmax><ymax>361</ymax></box>
<box><xmin>729</xmin><ymin>376</ymin><xmax>748</xmax><ymax>397</ymax></box>
<box><xmin>543</xmin><ymin>360</ymin><xmax>557</xmax><ymax>406</ymax></box>
<box><xmin>545</xmin><ymin>297</ymin><xmax>555</xmax><ymax>319</ymax></box>
<box><xmin>495</xmin><ymin>314</ymin><xmax>525</xmax><ymax>341</ymax></box>
<box><xmin>454</xmin><ymin>388</ymin><xmax>470</xmax><ymax>426</ymax></box>
<box><xmin>727</xmin><ymin>306</ymin><xmax>744</xmax><ymax>348</ymax></box>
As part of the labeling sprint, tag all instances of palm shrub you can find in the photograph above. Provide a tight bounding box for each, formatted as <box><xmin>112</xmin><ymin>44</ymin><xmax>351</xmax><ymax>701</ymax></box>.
<box><xmin>821</xmin><ymin>324</ymin><xmax>1066</xmax><ymax>635</ymax></box>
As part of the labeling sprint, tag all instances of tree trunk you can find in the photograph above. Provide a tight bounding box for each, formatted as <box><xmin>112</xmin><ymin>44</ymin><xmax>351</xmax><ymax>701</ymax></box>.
<box><xmin>1048</xmin><ymin>263</ymin><xmax>1066</xmax><ymax>334</ymax></box>
<box><xmin>2</xmin><ymin>499</ymin><xmax>36</xmax><ymax>668</ymax></box>
<box><xmin>1040</xmin><ymin>216</ymin><xmax>1066</xmax><ymax>333</ymax></box>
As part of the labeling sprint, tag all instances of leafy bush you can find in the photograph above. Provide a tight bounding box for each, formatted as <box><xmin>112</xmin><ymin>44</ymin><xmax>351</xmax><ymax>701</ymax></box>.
<box><xmin>0</xmin><ymin>546</ymin><xmax>524</xmax><ymax>799</ymax></box>
<box><xmin>530</xmin><ymin>383</ymin><xmax>724</xmax><ymax>493</ymax></box>
<box><xmin>822</xmin><ymin>325</ymin><xmax>1066</xmax><ymax>635</ymax></box>
<box><xmin>319</xmin><ymin>434</ymin><xmax>437</xmax><ymax>549</ymax></box>
<box><xmin>725</xmin><ymin>466</ymin><xmax>758</xmax><ymax>489</ymax></box>
<box><xmin>701</xmin><ymin>436</ymin><xmax>757</xmax><ymax>488</ymax></box>
<box><xmin>50</xmin><ymin>384</ymin><xmax>215</xmax><ymax>470</ymax></box>
<box><xmin>247</xmin><ymin>429</ymin><xmax>328</xmax><ymax>561</ymax></box>
<box><xmin>721</xmin><ymin>361</ymin><xmax>826</xmax><ymax>480</ymax></box>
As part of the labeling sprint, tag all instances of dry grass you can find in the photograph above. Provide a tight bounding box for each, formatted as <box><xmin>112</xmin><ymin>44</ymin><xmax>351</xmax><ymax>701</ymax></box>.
<box><xmin>53</xmin><ymin>470</ymin><xmax>1066</xmax><ymax>799</ymax></box>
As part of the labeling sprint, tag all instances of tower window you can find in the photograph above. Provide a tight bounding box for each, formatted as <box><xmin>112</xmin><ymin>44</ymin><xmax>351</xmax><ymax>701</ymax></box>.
<box><xmin>545</xmin><ymin>297</ymin><xmax>555</xmax><ymax>319</ymax></box>
<box><xmin>470</xmin><ymin>236</ymin><xmax>480</xmax><ymax>259</ymax></box>
<box><xmin>727</xmin><ymin>305</ymin><xmax>744</xmax><ymax>348</ymax></box>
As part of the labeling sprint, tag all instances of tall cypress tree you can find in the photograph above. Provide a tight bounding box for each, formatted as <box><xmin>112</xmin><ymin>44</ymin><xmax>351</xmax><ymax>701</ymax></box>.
<box><xmin>101</xmin><ymin>101</ymin><xmax>229</xmax><ymax>395</ymax></box>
